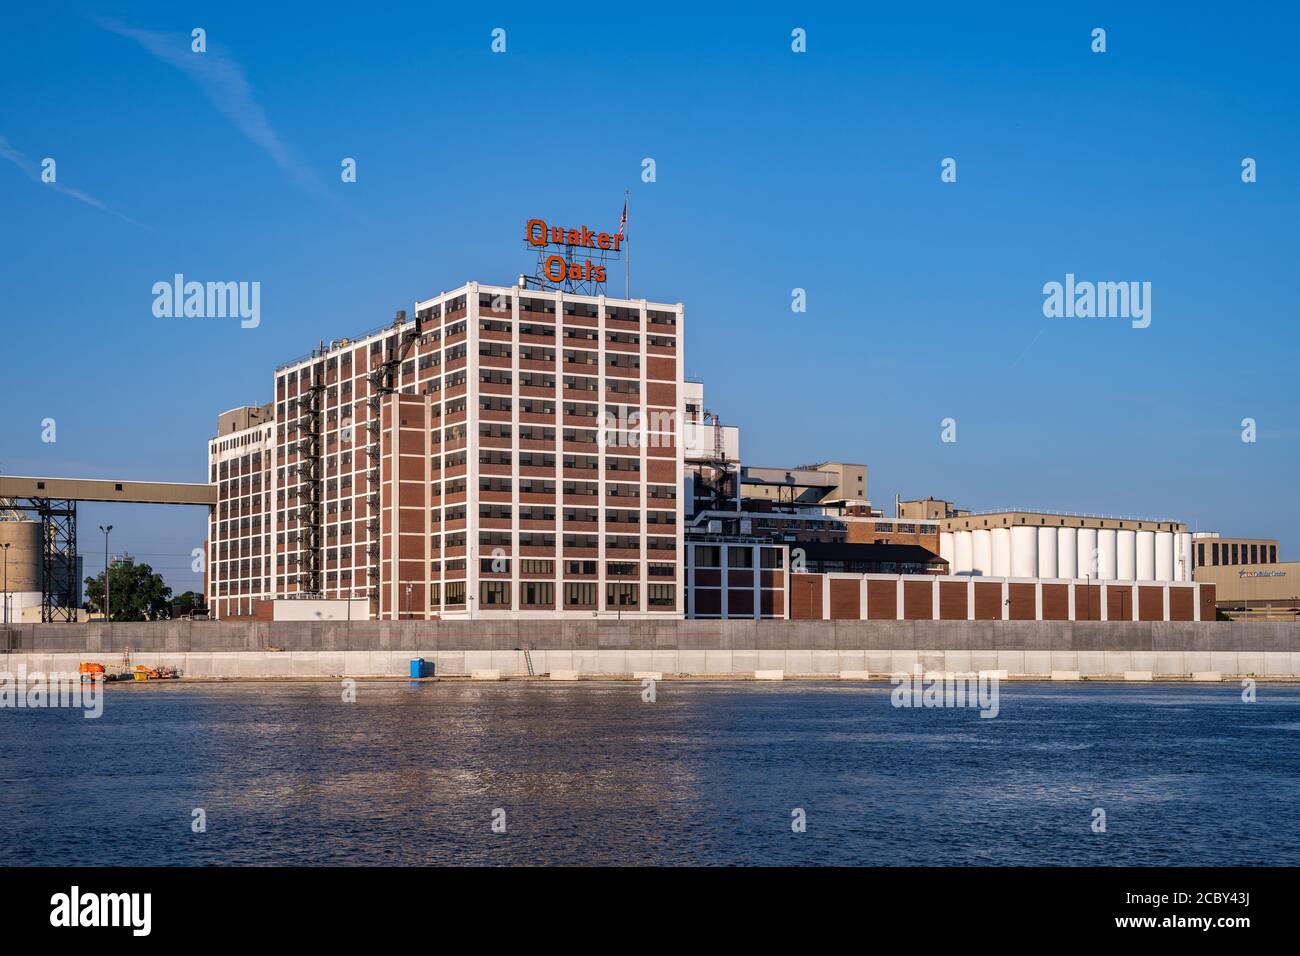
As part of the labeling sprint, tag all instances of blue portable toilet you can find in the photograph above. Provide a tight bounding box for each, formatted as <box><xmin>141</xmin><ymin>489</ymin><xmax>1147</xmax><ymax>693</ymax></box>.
<box><xmin>409</xmin><ymin>658</ymin><xmax>429</xmax><ymax>678</ymax></box>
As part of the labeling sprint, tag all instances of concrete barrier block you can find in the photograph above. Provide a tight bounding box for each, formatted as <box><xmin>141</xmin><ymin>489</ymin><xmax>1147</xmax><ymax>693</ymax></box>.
<box><xmin>1262</xmin><ymin>652</ymin><xmax>1292</xmax><ymax>677</ymax></box>
<box><xmin>632</xmin><ymin>671</ymin><xmax>662</xmax><ymax>681</ymax></box>
<box><xmin>754</xmin><ymin>669</ymin><xmax>784</xmax><ymax>681</ymax></box>
<box><xmin>677</xmin><ymin>650</ymin><xmax>708</xmax><ymax>674</ymax></box>
<box><xmin>996</xmin><ymin>651</ymin><xmax>1026</xmax><ymax>676</ymax></box>
<box><xmin>839</xmin><ymin>670</ymin><xmax>872</xmax><ymax>680</ymax></box>
<box><xmin>1154</xmin><ymin>653</ymin><xmax>1185</xmax><ymax>676</ymax></box>
<box><xmin>651</xmin><ymin>650</ymin><xmax>679</xmax><ymax>673</ymax></box>
<box><xmin>1050</xmin><ymin>652</ymin><xmax>1080</xmax><ymax>672</ymax></box>
<box><xmin>1023</xmin><ymin>651</ymin><xmax>1052</xmax><ymax>675</ymax></box>
<box><xmin>471</xmin><ymin>669</ymin><xmax>501</xmax><ymax>681</ymax></box>
<box><xmin>549</xmin><ymin>670</ymin><xmax>580</xmax><ymax>681</ymax></box>
<box><xmin>836</xmin><ymin>651</ymin><xmax>866</xmax><ymax>672</ymax></box>
<box><xmin>705</xmin><ymin>650</ymin><xmax>732</xmax><ymax>674</ymax></box>
<box><xmin>945</xmin><ymin>651</ymin><xmax>973</xmax><ymax>673</ymax></box>
<box><xmin>1124</xmin><ymin>671</ymin><xmax>1154</xmax><ymax>682</ymax></box>
<box><xmin>889</xmin><ymin>652</ymin><xmax>919</xmax><ymax>676</ymax></box>
<box><xmin>1077</xmin><ymin>651</ymin><xmax>1106</xmax><ymax>675</ymax></box>
<box><xmin>785</xmin><ymin>650</ymin><xmax>814</xmax><ymax>674</ymax></box>
<box><xmin>865</xmin><ymin>651</ymin><xmax>892</xmax><ymax>674</ymax></box>
<box><xmin>1050</xmin><ymin>670</ymin><xmax>1081</xmax><ymax>681</ymax></box>
<box><xmin>1191</xmin><ymin>671</ymin><xmax>1223</xmax><ymax>682</ymax></box>
<box><xmin>1210</xmin><ymin>652</ymin><xmax>1238</xmax><ymax>675</ymax></box>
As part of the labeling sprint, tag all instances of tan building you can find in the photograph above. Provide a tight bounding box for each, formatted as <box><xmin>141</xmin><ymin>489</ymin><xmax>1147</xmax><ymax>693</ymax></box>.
<box><xmin>1193</xmin><ymin>562</ymin><xmax>1299</xmax><ymax>617</ymax></box>
<box><xmin>740</xmin><ymin>462</ymin><xmax>867</xmax><ymax>507</ymax></box>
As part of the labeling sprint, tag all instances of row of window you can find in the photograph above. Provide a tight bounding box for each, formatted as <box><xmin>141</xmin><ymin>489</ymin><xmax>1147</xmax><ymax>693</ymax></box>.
<box><xmin>473</xmin><ymin>581</ymin><xmax>675</xmax><ymax>608</ymax></box>
<box><xmin>1198</xmin><ymin>541</ymin><xmax>1278</xmax><ymax>566</ymax></box>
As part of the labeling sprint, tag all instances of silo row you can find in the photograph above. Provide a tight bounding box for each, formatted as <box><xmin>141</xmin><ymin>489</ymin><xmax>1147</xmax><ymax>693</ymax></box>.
<box><xmin>938</xmin><ymin>528</ymin><xmax>1191</xmax><ymax>582</ymax></box>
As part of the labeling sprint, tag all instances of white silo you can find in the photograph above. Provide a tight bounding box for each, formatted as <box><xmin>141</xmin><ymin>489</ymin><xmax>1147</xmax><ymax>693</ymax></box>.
<box><xmin>940</xmin><ymin>532</ymin><xmax>955</xmax><ymax>570</ymax></box>
<box><xmin>1097</xmin><ymin>529</ymin><xmax>1118</xmax><ymax>580</ymax></box>
<box><xmin>1136</xmin><ymin>531</ymin><xmax>1156</xmax><ymax>580</ymax></box>
<box><xmin>1077</xmin><ymin>528</ymin><xmax>1099</xmax><ymax>578</ymax></box>
<box><xmin>1037</xmin><ymin>526</ymin><xmax>1058</xmax><ymax>579</ymax></box>
<box><xmin>991</xmin><ymin>528</ymin><xmax>1012</xmax><ymax>577</ymax></box>
<box><xmin>954</xmin><ymin>531</ymin><xmax>974</xmax><ymax>575</ymax></box>
<box><xmin>1155</xmin><ymin>531</ymin><xmax>1175</xmax><ymax>582</ymax></box>
<box><xmin>1176</xmin><ymin>531</ymin><xmax>1192</xmax><ymax>581</ymax></box>
<box><xmin>972</xmin><ymin>529</ymin><xmax>993</xmax><ymax>576</ymax></box>
<box><xmin>1057</xmin><ymin>527</ymin><xmax>1078</xmax><ymax>578</ymax></box>
<box><xmin>1011</xmin><ymin>526</ymin><xmax>1038</xmax><ymax>578</ymax></box>
<box><xmin>1116</xmin><ymin>529</ymin><xmax>1136</xmax><ymax>581</ymax></box>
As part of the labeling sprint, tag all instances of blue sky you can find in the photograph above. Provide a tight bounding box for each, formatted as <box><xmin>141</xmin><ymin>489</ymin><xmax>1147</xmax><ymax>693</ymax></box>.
<box><xmin>2</xmin><ymin>2</ymin><xmax>1297</xmax><ymax>594</ymax></box>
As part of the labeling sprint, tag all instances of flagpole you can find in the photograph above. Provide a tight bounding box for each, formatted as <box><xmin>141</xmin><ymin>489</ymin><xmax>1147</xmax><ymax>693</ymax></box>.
<box><xmin>625</xmin><ymin>189</ymin><xmax>631</xmax><ymax>300</ymax></box>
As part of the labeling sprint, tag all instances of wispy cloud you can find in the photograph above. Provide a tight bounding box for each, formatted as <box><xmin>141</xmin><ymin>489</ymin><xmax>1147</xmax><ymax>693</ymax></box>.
<box><xmin>0</xmin><ymin>135</ymin><xmax>147</xmax><ymax>227</ymax></box>
<box><xmin>94</xmin><ymin>17</ymin><xmax>319</xmax><ymax>191</ymax></box>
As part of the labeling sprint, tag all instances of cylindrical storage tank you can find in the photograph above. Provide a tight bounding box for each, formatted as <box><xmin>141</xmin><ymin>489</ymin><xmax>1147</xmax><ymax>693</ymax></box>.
<box><xmin>1176</xmin><ymin>532</ymin><xmax>1192</xmax><ymax>581</ymax></box>
<box><xmin>1057</xmin><ymin>527</ymin><xmax>1078</xmax><ymax>578</ymax></box>
<box><xmin>1077</xmin><ymin>528</ymin><xmax>1098</xmax><ymax>578</ymax></box>
<box><xmin>954</xmin><ymin>531</ymin><xmax>974</xmax><ymax>575</ymax></box>
<box><xmin>1136</xmin><ymin>531</ymin><xmax>1156</xmax><ymax>580</ymax></box>
<box><xmin>1097</xmin><ymin>529</ymin><xmax>1117</xmax><ymax>581</ymax></box>
<box><xmin>1037</xmin><ymin>527</ymin><xmax>1058</xmax><ymax>579</ymax></box>
<box><xmin>1116</xmin><ymin>529</ymin><xmax>1136</xmax><ymax>581</ymax></box>
<box><xmin>0</xmin><ymin>519</ymin><xmax>43</xmax><ymax>592</ymax></box>
<box><xmin>1155</xmin><ymin>531</ymin><xmax>1175</xmax><ymax>582</ymax></box>
<box><xmin>1011</xmin><ymin>526</ymin><xmax>1037</xmax><ymax>578</ymax></box>
<box><xmin>991</xmin><ymin>528</ymin><xmax>1012</xmax><ymax>577</ymax></box>
<box><xmin>939</xmin><ymin>532</ymin><xmax>955</xmax><ymax>571</ymax></box>
<box><xmin>972</xmin><ymin>529</ymin><xmax>992</xmax><ymax>576</ymax></box>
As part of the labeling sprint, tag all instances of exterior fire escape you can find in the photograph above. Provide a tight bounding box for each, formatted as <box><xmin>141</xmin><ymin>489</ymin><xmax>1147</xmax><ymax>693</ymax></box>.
<box><xmin>294</xmin><ymin>361</ymin><xmax>326</xmax><ymax>597</ymax></box>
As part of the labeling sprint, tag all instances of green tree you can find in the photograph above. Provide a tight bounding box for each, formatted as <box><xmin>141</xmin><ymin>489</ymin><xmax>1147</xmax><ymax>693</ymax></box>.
<box><xmin>84</xmin><ymin>555</ymin><xmax>173</xmax><ymax>622</ymax></box>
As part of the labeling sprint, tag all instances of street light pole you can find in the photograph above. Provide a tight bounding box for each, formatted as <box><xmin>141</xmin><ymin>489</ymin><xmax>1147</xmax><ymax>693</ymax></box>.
<box><xmin>99</xmin><ymin>525</ymin><xmax>113</xmax><ymax>621</ymax></box>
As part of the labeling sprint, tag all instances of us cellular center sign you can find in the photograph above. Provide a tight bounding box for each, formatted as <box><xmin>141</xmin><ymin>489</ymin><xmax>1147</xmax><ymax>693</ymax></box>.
<box><xmin>526</xmin><ymin>217</ymin><xmax>623</xmax><ymax>284</ymax></box>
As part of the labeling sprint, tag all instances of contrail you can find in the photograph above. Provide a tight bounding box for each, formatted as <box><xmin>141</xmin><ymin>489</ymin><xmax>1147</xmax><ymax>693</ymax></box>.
<box><xmin>94</xmin><ymin>17</ymin><xmax>320</xmax><ymax>191</ymax></box>
<box><xmin>0</xmin><ymin>135</ymin><xmax>147</xmax><ymax>227</ymax></box>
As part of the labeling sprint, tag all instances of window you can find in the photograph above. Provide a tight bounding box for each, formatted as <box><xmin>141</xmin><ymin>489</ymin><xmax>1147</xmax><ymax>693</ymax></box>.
<box><xmin>564</xmin><ymin>582</ymin><xmax>596</xmax><ymax>607</ymax></box>
<box><xmin>606</xmin><ymin>583</ymin><xmax>638</xmax><ymax>607</ymax></box>
<box><xmin>520</xmin><ymin>582</ymin><xmax>553</xmax><ymax>606</ymax></box>
<box><xmin>480</xmin><ymin>581</ymin><xmax>511</xmax><ymax>606</ymax></box>
<box><xmin>761</xmin><ymin>548</ymin><xmax>784</xmax><ymax>569</ymax></box>
<box><xmin>1212</xmin><ymin>544</ymin><xmax>1220</xmax><ymax>566</ymax></box>
<box><xmin>727</xmin><ymin>547</ymin><xmax>754</xmax><ymax>568</ymax></box>
<box><xmin>1250</xmin><ymin>544</ymin><xmax>1258</xmax><ymax>564</ymax></box>
<box><xmin>445</xmin><ymin>582</ymin><xmax>466</xmax><ymax>605</ymax></box>
<box><xmin>1270</xmin><ymin>545</ymin><xmax>1277</xmax><ymax>563</ymax></box>
<box><xmin>694</xmin><ymin>546</ymin><xmax>720</xmax><ymax>568</ymax></box>
<box><xmin>648</xmin><ymin>584</ymin><xmax>675</xmax><ymax>607</ymax></box>
<box><xmin>1197</xmin><ymin>543</ymin><xmax>1205</xmax><ymax>568</ymax></box>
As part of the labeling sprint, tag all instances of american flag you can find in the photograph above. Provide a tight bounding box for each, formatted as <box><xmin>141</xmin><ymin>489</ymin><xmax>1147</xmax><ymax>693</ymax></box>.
<box><xmin>617</xmin><ymin>195</ymin><xmax>627</xmax><ymax>238</ymax></box>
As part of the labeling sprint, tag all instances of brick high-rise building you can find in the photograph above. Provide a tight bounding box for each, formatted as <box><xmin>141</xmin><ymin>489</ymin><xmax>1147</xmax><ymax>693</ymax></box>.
<box><xmin>207</xmin><ymin>281</ymin><xmax>684</xmax><ymax>621</ymax></box>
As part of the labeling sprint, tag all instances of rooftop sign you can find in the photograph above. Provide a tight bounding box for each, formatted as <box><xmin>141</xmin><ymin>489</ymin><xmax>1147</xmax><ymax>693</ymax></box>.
<box><xmin>524</xmin><ymin>217</ymin><xmax>623</xmax><ymax>288</ymax></box>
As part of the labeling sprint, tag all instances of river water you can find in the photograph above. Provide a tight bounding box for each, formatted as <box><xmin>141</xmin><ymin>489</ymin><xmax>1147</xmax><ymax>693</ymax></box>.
<box><xmin>2</xmin><ymin>680</ymin><xmax>1298</xmax><ymax>866</ymax></box>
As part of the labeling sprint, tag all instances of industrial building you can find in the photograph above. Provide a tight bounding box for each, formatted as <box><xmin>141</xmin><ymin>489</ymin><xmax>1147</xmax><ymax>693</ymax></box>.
<box><xmin>208</xmin><ymin>281</ymin><xmax>684</xmax><ymax>621</ymax></box>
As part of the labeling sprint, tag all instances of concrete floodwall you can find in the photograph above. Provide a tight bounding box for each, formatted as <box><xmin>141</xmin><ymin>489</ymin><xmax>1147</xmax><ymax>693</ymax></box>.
<box><xmin>3</xmin><ymin>619</ymin><xmax>1299</xmax><ymax>655</ymax></box>
<box><xmin>6</xmin><ymin>648</ymin><xmax>1300</xmax><ymax>680</ymax></box>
